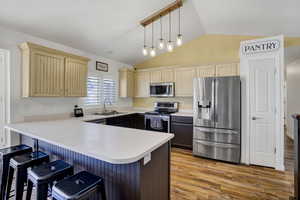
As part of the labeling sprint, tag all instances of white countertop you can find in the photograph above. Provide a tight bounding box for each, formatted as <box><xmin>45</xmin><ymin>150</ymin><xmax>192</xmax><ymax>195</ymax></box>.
<box><xmin>5</xmin><ymin>119</ymin><xmax>174</xmax><ymax>164</ymax></box>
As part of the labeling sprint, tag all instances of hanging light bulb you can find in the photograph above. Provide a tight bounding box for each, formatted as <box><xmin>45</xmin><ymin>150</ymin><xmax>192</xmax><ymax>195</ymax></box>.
<box><xmin>167</xmin><ymin>12</ymin><xmax>173</xmax><ymax>52</ymax></box>
<box><xmin>176</xmin><ymin>7</ymin><xmax>183</xmax><ymax>46</ymax></box>
<box><xmin>150</xmin><ymin>21</ymin><xmax>156</xmax><ymax>57</ymax></box>
<box><xmin>142</xmin><ymin>26</ymin><xmax>148</xmax><ymax>56</ymax></box>
<box><xmin>158</xmin><ymin>16</ymin><xmax>164</xmax><ymax>49</ymax></box>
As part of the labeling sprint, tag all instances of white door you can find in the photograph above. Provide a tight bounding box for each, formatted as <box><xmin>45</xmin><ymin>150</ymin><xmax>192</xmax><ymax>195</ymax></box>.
<box><xmin>0</xmin><ymin>51</ymin><xmax>6</xmax><ymax>147</ymax></box>
<box><xmin>249</xmin><ymin>58</ymin><xmax>276</xmax><ymax>167</ymax></box>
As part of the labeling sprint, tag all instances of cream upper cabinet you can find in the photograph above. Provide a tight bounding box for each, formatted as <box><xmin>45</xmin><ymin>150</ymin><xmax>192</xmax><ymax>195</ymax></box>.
<box><xmin>150</xmin><ymin>70</ymin><xmax>162</xmax><ymax>83</ymax></box>
<box><xmin>65</xmin><ymin>58</ymin><xmax>88</xmax><ymax>97</ymax></box>
<box><xmin>134</xmin><ymin>71</ymin><xmax>150</xmax><ymax>97</ymax></box>
<box><xmin>216</xmin><ymin>63</ymin><xmax>239</xmax><ymax>77</ymax></box>
<box><xmin>27</xmin><ymin>49</ymin><xmax>65</xmax><ymax>97</ymax></box>
<box><xmin>161</xmin><ymin>69</ymin><xmax>174</xmax><ymax>82</ymax></box>
<box><xmin>174</xmin><ymin>67</ymin><xmax>196</xmax><ymax>97</ymax></box>
<box><xmin>20</xmin><ymin>42</ymin><xmax>90</xmax><ymax>97</ymax></box>
<box><xmin>119</xmin><ymin>68</ymin><xmax>134</xmax><ymax>98</ymax></box>
<box><xmin>197</xmin><ymin>65</ymin><xmax>215</xmax><ymax>77</ymax></box>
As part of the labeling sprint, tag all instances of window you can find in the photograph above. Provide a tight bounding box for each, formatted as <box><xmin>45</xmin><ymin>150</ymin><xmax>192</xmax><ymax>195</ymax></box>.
<box><xmin>101</xmin><ymin>78</ymin><xmax>116</xmax><ymax>104</ymax></box>
<box><xmin>85</xmin><ymin>76</ymin><xmax>116</xmax><ymax>106</ymax></box>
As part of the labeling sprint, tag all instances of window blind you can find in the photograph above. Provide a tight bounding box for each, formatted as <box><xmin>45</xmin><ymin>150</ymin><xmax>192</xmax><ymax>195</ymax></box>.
<box><xmin>101</xmin><ymin>78</ymin><xmax>116</xmax><ymax>104</ymax></box>
<box><xmin>85</xmin><ymin>76</ymin><xmax>101</xmax><ymax>105</ymax></box>
<box><xmin>84</xmin><ymin>76</ymin><xmax>116</xmax><ymax>106</ymax></box>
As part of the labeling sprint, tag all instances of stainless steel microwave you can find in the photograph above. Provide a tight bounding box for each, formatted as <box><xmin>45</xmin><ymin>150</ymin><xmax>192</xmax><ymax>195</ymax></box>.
<box><xmin>150</xmin><ymin>82</ymin><xmax>174</xmax><ymax>97</ymax></box>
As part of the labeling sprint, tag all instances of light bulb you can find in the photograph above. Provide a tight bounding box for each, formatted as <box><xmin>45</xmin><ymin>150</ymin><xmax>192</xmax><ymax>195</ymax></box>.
<box><xmin>167</xmin><ymin>41</ymin><xmax>173</xmax><ymax>52</ymax></box>
<box><xmin>142</xmin><ymin>46</ymin><xmax>148</xmax><ymax>56</ymax></box>
<box><xmin>158</xmin><ymin>38</ymin><xmax>164</xmax><ymax>49</ymax></box>
<box><xmin>150</xmin><ymin>47</ymin><xmax>156</xmax><ymax>57</ymax></box>
<box><xmin>177</xmin><ymin>34</ymin><xmax>183</xmax><ymax>46</ymax></box>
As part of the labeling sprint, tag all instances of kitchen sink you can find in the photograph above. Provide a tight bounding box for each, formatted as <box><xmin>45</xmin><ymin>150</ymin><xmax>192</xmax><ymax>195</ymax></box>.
<box><xmin>93</xmin><ymin>110</ymin><xmax>126</xmax><ymax>116</ymax></box>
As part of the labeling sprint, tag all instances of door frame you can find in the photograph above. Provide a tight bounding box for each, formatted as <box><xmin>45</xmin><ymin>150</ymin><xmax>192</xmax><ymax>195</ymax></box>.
<box><xmin>240</xmin><ymin>35</ymin><xmax>285</xmax><ymax>170</ymax></box>
<box><xmin>0</xmin><ymin>49</ymin><xmax>10</xmax><ymax>147</ymax></box>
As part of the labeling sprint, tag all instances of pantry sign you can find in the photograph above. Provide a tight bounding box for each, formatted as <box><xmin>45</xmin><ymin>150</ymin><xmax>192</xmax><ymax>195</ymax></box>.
<box><xmin>242</xmin><ymin>39</ymin><xmax>280</xmax><ymax>55</ymax></box>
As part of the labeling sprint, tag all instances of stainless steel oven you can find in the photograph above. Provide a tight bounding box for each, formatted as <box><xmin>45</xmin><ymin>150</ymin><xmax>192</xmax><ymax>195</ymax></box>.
<box><xmin>150</xmin><ymin>82</ymin><xmax>174</xmax><ymax>97</ymax></box>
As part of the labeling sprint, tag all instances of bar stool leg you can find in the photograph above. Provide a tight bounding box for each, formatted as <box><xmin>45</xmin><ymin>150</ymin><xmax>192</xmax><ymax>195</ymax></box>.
<box><xmin>99</xmin><ymin>182</ymin><xmax>107</xmax><ymax>200</ymax></box>
<box><xmin>15</xmin><ymin>168</ymin><xmax>26</xmax><ymax>200</ymax></box>
<box><xmin>6</xmin><ymin>166</ymin><xmax>14</xmax><ymax>200</ymax></box>
<box><xmin>0</xmin><ymin>158</ymin><xmax>9</xmax><ymax>200</ymax></box>
<box><xmin>36</xmin><ymin>183</ymin><xmax>48</xmax><ymax>200</ymax></box>
<box><xmin>26</xmin><ymin>179</ymin><xmax>33</xmax><ymax>200</ymax></box>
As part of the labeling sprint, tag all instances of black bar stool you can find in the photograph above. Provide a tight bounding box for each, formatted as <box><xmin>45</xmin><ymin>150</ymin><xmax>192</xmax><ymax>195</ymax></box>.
<box><xmin>6</xmin><ymin>151</ymin><xmax>49</xmax><ymax>200</ymax></box>
<box><xmin>52</xmin><ymin>171</ymin><xmax>107</xmax><ymax>200</ymax></box>
<box><xmin>0</xmin><ymin>144</ymin><xmax>32</xmax><ymax>200</ymax></box>
<box><xmin>26</xmin><ymin>160</ymin><xmax>74</xmax><ymax>200</ymax></box>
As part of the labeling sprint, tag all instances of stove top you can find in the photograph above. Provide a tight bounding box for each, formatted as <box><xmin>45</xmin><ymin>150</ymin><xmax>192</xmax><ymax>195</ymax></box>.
<box><xmin>145</xmin><ymin>101</ymin><xmax>179</xmax><ymax>116</ymax></box>
<box><xmin>145</xmin><ymin>111</ymin><xmax>176</xmax><ymax>115</ymax></box>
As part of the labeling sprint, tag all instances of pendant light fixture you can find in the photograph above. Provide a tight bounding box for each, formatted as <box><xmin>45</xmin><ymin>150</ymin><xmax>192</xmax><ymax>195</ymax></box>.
<box><xmin>150</xmin><ymin>21</ymin><xmax>156</xmax><ymax>57</ymax></box>
<box><xmin>176</xmin><ymin>7</ymin><xmax>183</xmax><ymax>46</ymax></box>
<box><xmin>167</xmin><ymin>12</ymin><xmax>173</xmax><ymax>52</ymax></box>
<box><xmin>142</xmin><ymin>26</ymin><xmax>148</xmax><ymax>56</ymax></box>
<box><xmin>158</xmin><ymin>16</ymin><xmax>164</xmax><ymax>49</ymax></box>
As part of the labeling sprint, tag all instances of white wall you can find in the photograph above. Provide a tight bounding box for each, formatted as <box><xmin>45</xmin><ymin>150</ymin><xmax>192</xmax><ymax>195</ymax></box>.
<box><xmin>0</xmin><ymin>25</ymin><xmax>133</xmax><ymax>123</ymax></box>
<box><xmin>285</xmin><ymin>46</ymin><xmax>300</xmax><ymax>139</ymax></box>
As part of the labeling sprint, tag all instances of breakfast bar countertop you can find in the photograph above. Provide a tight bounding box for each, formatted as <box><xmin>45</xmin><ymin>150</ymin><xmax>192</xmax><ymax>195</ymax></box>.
<box><xmin>5</xmin><ymin>119</ymin><xmax>174</xmax><ymax>164</ymax></box>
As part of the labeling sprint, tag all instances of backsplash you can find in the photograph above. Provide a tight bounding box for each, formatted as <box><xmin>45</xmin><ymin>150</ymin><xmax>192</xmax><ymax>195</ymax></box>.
<box><xmin>133</xmin><ymin>97</ymin><xmax>193</xmax><ymax>110</ymax></box>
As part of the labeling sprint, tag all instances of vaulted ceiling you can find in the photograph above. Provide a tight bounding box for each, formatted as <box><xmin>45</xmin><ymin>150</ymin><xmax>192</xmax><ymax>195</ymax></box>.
<box><xmin>0</xmin><ymin>0</ymin><xmax>299</xmax><ymax>65</ymax></box>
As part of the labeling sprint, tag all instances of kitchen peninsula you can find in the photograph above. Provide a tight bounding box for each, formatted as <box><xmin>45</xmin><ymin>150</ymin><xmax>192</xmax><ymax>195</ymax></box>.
<box><xmin>5</xmin><ymin>118</ymin><xmax>173</xmax><ymax>200</ymax></box>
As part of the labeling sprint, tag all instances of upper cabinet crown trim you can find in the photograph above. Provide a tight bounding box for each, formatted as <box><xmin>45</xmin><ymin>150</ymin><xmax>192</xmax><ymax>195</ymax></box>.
<box><xmin>19</xmin><ymin>42</ymin><xmax>90</xmax><ymax>62</ymax></box>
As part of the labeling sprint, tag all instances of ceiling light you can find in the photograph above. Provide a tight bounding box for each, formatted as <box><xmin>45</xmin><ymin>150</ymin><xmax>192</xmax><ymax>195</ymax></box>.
<box><xmin>176</xmin><ymin>7</ymin><xmax>183</xmax><ymax>46</ymax></box>
<box><xmin>158</xmin><ymin>16</ymin><xmax>164</xmax><ymax>49</ymax></box>
<box><xmin>142</xmin><ymin>26</ymin><xmax>148</xmax><ymax>56</ymax></box>
<box><xmin>167</xmin><ymin>12</ymin><xmax>173</xmax><ymax>52</ymax></box>
<box><xmin>150</xmin><ymin>21</ymin><xmax>156</xmax><ymax>57</ymax></box>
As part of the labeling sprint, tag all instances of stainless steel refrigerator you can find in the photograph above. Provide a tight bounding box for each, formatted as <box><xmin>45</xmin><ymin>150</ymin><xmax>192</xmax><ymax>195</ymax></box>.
<box><xmin>193</xmin><ymin>76</ymin><xmax>241</xmax><ymax>163</ymax></box>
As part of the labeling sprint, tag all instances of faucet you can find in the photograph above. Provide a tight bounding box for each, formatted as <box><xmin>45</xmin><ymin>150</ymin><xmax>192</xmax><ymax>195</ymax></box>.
<box><xmin>103</xmin><ymin>98</ymin><xmax>112</xmax><ymax>113</ymax></box>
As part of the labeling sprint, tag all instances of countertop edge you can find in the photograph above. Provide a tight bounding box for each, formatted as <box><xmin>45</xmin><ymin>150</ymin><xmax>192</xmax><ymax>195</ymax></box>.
<box><xmin>5</xmin><ymin>125</ymin><xmax>173</xmax><ymax>165</ymax></box>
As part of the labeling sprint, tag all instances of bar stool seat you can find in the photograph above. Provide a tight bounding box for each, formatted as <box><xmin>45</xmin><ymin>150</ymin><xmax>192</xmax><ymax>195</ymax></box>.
<box><xmin>26</xmin><ymin>160</ymin><xmax>74</xmax><ymax>200</ymax></box>
<box><xmin>52</xmin><ymin>171</ymin><xmax>106</xmax><ymax>200</ymax></box>
<box><xmin>0</xmin><ymin>144</ymin><xmax>32</xmax><ymax>200</ymax></box>
<box><xmin>6</xmin><ymin>151</ymin><xmax>49</xmax><ymax>200</ymax></box>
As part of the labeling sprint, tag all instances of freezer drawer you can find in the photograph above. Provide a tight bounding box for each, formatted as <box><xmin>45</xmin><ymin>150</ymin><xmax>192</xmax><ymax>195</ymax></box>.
<box><xmin>193</xmin><ymin>127</ymin><xmax>240</xmax><ymax>144</ymax></box>
<box><xmin>193</xmin><ymin>139</ymin><xmax>240</xmax><ymax>163</ymax></box>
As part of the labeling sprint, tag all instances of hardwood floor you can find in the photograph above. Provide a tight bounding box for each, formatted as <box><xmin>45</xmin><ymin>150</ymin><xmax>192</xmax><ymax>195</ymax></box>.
<box><xmin>170</xmin><ymin>137</ymin><xmax>294</xmax><ymax>200</ymax></box>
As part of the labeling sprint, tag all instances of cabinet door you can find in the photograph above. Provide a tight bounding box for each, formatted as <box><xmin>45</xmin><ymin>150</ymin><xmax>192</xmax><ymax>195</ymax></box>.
<box><xmin>65</xmin><ymin>58</ymin><xmax>88</xmax><ymax>97</ymax></box>
<box><xmin>119</xmin><ymin>70</ymin><xmax>134</xmax><ymax>98</ymax></box>
<box><xmin>134</xmin><ymin>71</ymin><xmax>150</xmax><ymax>97</ymax></box>
<box><xmin>171</xmin><ymin>121</ymin><xmax>193</xmax><ymax>149</ymax></box>
<box><xmin>150</xmin><ymin>70</ymin><xmax>162</xmax><ymax>83</ymax></box>
<box><xmin>174</xmin><ymin>67</ymin><xmax>196</xmax><ymax>97</ymax></box>
<box><xmin>216</xmin><ymin>63</ymin><xmax>239</xmax><ymax>77</ymax></box>
<box><xmin>197</xmin><ymin>65</ymin><xmax>215</xmax><ymax>77</ymax></box>
<box><xmin>30</xmin><ymin>50</ymin><xmax>65</xmax><ymax>96</ymax></box>
<box><xmin>161</xmin><ymin>69</ymin><xmax>174</xmax><ymax>82</ymax></box>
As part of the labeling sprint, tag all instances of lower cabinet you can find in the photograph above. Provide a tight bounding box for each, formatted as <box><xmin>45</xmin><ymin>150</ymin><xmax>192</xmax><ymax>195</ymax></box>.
<box><xmin>106</xmin><ymin>114</ymin><xmax>145</xmax><ymax>129</ymax></box>
<box><xmin>170</xmin><ymin>116</ymin><xmax>193</xmax><ymax>149</ymax></box>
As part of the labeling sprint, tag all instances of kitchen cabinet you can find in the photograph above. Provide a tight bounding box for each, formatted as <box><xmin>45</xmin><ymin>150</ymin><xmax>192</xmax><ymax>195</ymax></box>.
<box><xmin>197</xmin><ymin>65</ymin><xmax>215</xmax><ymax>77</ymax></box>
<box><xmin>216</xmin><ymin>63</ymin><xmax>239</xmax><ymax>77</ymax></box>
<box><xmin>119</xmin><ymin>68</ymin><xmax>134</xmax><ymax>98</ymax></box>
<box><xmin>174</xmin><ymin>67</ymin><xmax>196</xmax><ymax>97</ymax></box>
<box><xmin>171</xmin><ymin>116</ymin><xmax>193</xmax><ymax>149</ymax></box>
<box><xmin>150</xmin><ymin>70</ymin><xmax>162</xmax><ymax>83</ymax></box>
<box><xmin>161</xmin><ymin>69</ymin><xmax>174</xmax><ymax>82</ymax></box>
<box><xmin>65</xmin><ymin>58</ymin><xmax>88</xmax><ymax>97</ymax></box>
<box><xmin>134</xmin><ymin>71</ymin><xmax>150</xmax><ymax>97</ymax></box>
<box><xmin>105</xmin><ymin>113</ymin><xmax>145</xmax><ymax>129</ymax></box>
<box><xmin>20</xmin><ymin>42</ymin><xmax>89</xmax><ymax>97</ymax></box>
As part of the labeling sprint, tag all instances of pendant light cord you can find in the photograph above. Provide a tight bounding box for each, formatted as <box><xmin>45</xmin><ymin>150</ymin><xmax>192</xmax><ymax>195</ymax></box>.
<box><xmin>178</xmin><ymin>7</ymin><xmax>181</xmax><ymax>35</ymax></box>
<box><xmin>152</xmin><ymin>21</ymin><xmax>154</xmax><ymax>47</ymax></box>
<box><xmin>160</xmin><ymin>16</ymin><xmax>163</xmax><ymax>39</ymax></box>
<box><xmin>169</xmin><ymin>12</ymin><xmax>171</xmax><ymax>41</ymax></box>
<box><xmin>144</xmin><ymin>26</ymin><xmax>146</xmax><ymax>46</ymax></box>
